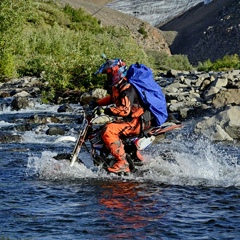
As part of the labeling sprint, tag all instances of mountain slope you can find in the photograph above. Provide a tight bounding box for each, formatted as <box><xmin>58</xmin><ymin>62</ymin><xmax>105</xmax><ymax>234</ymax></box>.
<box><xmin>107</xmin><ymin>0</ymin><xmax>204</xmax><ymax>26</ymax></box>
<box><xmin>159</xmin><ymin>0</ymin><xmax>240</xmax><ymax>65</ymax></box>
<box><xmin>58</xmin><ymin>0</ymin><xmax>171</xmax><ymax>55</ymax></box>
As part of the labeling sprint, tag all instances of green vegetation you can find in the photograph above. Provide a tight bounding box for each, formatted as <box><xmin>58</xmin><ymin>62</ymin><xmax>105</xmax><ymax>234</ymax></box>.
<box><xmin>149</xmin><ymin>51</ymin><xmax>192</xmax><ymax>71</ymax></box>
<box><xmin>138</xmin><ymin>24</ymin><xmax>148</xmax><ymax>38</ymax></box>
<box><xmin>1</xmin><ymin>0</ymin><xmax>239</xmax><ymax>103</ymax></box>
<box><xmin>0</xmin><ymin>0</ymin><xmax>152</xmax><ymax>101</ymax></box>
<box><xmin>197</xmin><ymin>54</ymin><xmax>240</xmax><ymax>72</ymax></box>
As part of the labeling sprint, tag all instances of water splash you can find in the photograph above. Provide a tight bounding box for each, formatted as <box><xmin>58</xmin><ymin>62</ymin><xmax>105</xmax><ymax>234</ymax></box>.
<box><xmin>140</xmin><ymin>135</ymin><xmax>240</xmax><ymax>187</ymax></box>
<box><xmin>26</xmin><ymin>151</ymin><xmax>96</xmax><ymax>180</ymax></box>
<box><xmin>26</xmin><ymin>130</ymin><xmax>240</xmax><ymax>187</ymax></box>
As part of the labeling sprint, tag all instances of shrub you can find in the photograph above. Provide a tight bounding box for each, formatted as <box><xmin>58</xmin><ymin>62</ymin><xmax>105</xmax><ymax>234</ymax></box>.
<box><xmin>197</xmin><ymin>54</ymin><xmax>240</xmax><ymax>71</ymax></box>
<box><xmin>197</xmin><ymin>59</ymin><xmax>213</xmax><ymax>72</ymax></box>
<box><xmin>138</xmin><ymin>25</ymin><xmax>148</xmax><ymax>38</ymax></box>
<box><xmin>148</xmin><ymin>51</ymin><xmax>192</xmax><ymax>71</ymax></box>
<box><xmin>0</xmin><ymin>51</ymin><xmax>16</xmax><ymax>81</ymax></box>
<box><xmin>0</xmin><ymin>0</ymin><xmax>153</xmax><ymax>100</ymax></box>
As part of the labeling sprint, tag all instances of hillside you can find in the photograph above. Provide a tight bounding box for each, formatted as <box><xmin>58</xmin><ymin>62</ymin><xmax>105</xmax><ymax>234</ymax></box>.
<box><xmin>60</xmin><ymin>0</ymin><xmax>240</xmax><ymax>66</ymax></box>
<box><xmin>159</xmin><ymin>0</ymin><xmax>240</xmax><ymax>65</ymax></box>
<box><xmin>106</xmin><ymin>0</ymin><xmax>204</xmax><ymax>26</ymax></box>
<box><xmin>58</xmin><ymin>0</ymin><xmax>171</xmax><ymax>55</ymax></box>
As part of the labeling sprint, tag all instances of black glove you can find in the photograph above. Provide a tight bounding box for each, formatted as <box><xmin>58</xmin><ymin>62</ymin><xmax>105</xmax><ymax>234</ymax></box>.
<box><xmin>104</xmin><ymin>107</ymin><xmax>112</xmax><ymax>115</ymax></box>
<box><xmin>89</xmin><ymin>100</ymin><xmax>98</xmax><ymax>110</ymax></box>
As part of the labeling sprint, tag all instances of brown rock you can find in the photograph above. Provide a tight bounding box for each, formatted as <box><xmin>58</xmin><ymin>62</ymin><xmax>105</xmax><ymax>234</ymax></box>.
<box><xmin>212</xmin><ymin>89</ymin><xmax>240</xmax><ymax>108</ymax></box>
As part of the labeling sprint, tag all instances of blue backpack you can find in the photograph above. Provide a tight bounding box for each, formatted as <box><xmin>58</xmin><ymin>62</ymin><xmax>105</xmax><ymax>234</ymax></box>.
<box><xmin>126</xmin><ymin>63</ymin><xmax>168</xmax><ymax>126</ymax></box>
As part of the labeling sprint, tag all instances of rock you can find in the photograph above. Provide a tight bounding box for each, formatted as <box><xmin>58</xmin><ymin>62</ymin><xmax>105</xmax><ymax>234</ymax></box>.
<box><xmin>46</xmin><ymin>126</ymin><xmax>65</xmax><ymax>136</ymax></box>
<box><xmin>0</xmin><ymin>91</ymin><xmax>11</xmax><ymax>98</ymax></box>
<box><xmin>15</xmin><ymin>123</ymin><xmax>33</xmax><ymax>132</ymax></box>
<box><xmin>179</xmin><ymin>108</ymin><xmax>189</xmax><ymax>119</ymax></box>
<box><xmin>80</xmin><ymin>88</ymin><xmax>107</xmax><ymax>105</ymax></box>
<box><xmin>211</xmin><ymin>124</ymin><xmax>233</xmax><ymax>141</ymax></box>
<box><xmin>224</xmin><ymin>106</ymin><xmax>240</xmax><ymax>139</ymax></box>
<box><xmin>213</xmin><ymin>77</ymin><xmax>228</xmax><ymax>88</ymax></box>
<box><xmin>166</xmin><ymin>69</ymin><xmax>179</xmax><ymax>78</ymax></box>
<box><xmin>79</xmin><ymin>92</ymin><xmax>93</xmax><ymax>105</ymax></box>
<box><xmin>1</xmin><ymin>68</ymin><xmax>240</xmax><ymax>143</ymax></box>
<box><xmin>203</xmin><ymin>86</ymin><xmax>220</xmax><ymax>101</ymax></box>
<box><xmin>11</xmin><ymin>97</ymin><xmax>33</xmax><ymax>110</ymax></box>
<box><xmin>212</xmin><ymin>89</ymin><xmax>240</xmax><ymax>108</ymax></box>
<box><xmin>12</xmin><ymin>90</ymin><xmax>31</xmax><ymax>98</ymax></box>
<box><xmin>91</xmin><ymin>88</ymin><xmax>107</xmax><ymax>99</ymax></box>
<box><xmin>195</xmin><ymin>106</ymin><xmax>240</xmax><ymax>141</ymax></box>
<box><xmin>0</xmin><ymin>132</ymin><xmax>22</xmax><ymax>143</ymax></box>
<box><xmin>57</xmin><ymin>103</ymin><xmax>74</xmax><ymax>113</ymax></box>
<box><xmin>199</xmin><ymin>78</ymin><xmax>211</xmax><ymax>91</ymax></box>
<box><xmin>29</xmin><ymin>115</ymin><xmax>60</xmax><ymax>124</ymax></box>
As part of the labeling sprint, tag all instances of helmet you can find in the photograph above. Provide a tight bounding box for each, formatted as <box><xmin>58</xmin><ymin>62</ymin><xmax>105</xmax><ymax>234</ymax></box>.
<box><xmin>95</xmin><ymin>58</ymin><xmax>127</xmax><ymax>85</ymax></box>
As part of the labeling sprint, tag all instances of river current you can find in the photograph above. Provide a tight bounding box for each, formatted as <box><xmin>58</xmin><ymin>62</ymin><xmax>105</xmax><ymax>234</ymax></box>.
<box><xmin>0</xmin><ymin>101</ymin><xmax>240</xmax><ymax>239</ymax></box>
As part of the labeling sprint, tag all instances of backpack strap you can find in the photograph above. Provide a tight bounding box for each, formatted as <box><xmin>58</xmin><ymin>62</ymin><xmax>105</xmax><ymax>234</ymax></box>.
<box><xmin>140</xmin><ymin>109</ymin><xmax>153</xmax><ymax>137</ymax></box>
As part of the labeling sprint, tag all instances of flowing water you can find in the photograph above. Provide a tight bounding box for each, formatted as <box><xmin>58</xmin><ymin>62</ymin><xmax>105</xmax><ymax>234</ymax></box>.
<box><xmin>1</xmin><ymin>102</ymin><xmax>240</xmax><ymax>240</ymax></box>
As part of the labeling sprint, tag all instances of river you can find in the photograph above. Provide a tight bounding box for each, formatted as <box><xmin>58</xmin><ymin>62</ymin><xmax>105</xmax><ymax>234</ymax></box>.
<box><xmin>0</xmin><ymin>101</ymin><xmax>240</xmax><ymax>239</ymax></box>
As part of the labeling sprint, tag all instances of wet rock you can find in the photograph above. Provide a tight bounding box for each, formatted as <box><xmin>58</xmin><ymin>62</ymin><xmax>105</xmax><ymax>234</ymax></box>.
<box><xmin>14</xmin><ymin>123</ymin><xmax>33</xmax><ymax>132</ymax></box>
<box><xmin>11</xmin><ymin>97</ymin><xmax>32</xmax><ymax>110</ymax></box>
<box><xmin>46</xmin><ymin>126</ymin><xmax>65</xmax><ymax>136</ymax></box>
<box><xmin>57</xmin><ymin>103</ymin><xmax>74</xmax><ymax>113</ymax></box>
<box><xmin>29</xmin><ymin>114</ymin><xmax>60</xmax><ymax>124</ymax></box>
<box><xmin>1</xmin><ymin>69</ymin><xmax>240</xmax><ymax>143</ymax></box>
<box><xmin>0</xmin><ymin>91</ymin><xmax>11</xmax><ymax>98</ymax></box>
<box><xmin>0</xmin><ymin>132</ymin><xmax>22</xmax><ymax>143</ymax></box>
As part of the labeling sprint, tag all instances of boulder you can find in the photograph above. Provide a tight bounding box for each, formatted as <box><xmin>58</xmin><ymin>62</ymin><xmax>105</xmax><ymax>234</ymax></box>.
<box><xmin>212</xmin><ymin>89</ymin><xmax>240</xmax><ymax>108</ymax></box>
<box><xmin>195</xmin><ymin>106</ymin><xmax>240</xmax><ymax>141</ymax></box>
<box><xmin>11</xmin><ymin>97</ymin><xmax>32</xmax><ymax>110</ymax></box>
<box><xmin>46</xmin><ymin>126</ymin><xmax>65</xmax><ymax>136</ymax></box>
<box><xmin>80</xmin><ymin>88</ymin><xmax>107</xmax><ymax>105</ymax></box>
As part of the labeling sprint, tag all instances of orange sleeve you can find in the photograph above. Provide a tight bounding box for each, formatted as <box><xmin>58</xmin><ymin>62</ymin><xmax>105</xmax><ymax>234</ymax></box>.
<box><xmin>109</xmin><ymin>95</ymin><xmax>131</xmax><ymax>117</ymax></box>
<box><xmin>96</xmin><ymin>95</ymin><xmax>112</xmax><ymax>106</ymax></box>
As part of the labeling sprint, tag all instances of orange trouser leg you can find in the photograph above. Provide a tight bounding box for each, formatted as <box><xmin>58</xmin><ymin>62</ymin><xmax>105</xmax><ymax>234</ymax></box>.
<box><xmin>102</xmin><ymin>119</ymin><xmax>141</xmax><ymax>173</ymax></box>
<box><xmin>108</xmin><ymin>140</ymin><xmax>126</xmax><ymax>162</ymax></box>
<box><xmin>102</xmin><ymin>119</ymin><xmax>140</xmax><ymax>150</ymax></box>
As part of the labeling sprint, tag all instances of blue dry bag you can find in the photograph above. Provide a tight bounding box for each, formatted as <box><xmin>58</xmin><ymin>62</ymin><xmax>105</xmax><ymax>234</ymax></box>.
<box><xmin>126</xmin><ymin>63</ymin><xmax>168</xmax><ymax>126</ymax></box>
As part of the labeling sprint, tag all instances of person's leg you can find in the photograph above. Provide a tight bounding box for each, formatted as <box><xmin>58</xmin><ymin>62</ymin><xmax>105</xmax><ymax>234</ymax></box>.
<box><xmin>102</xmin><ymin>120</ymin><xmax>140</xmax><ymax>173</ymax></box>
<box><xmin>107</xmin><ymin>139</ymin><xmax>130</xmax><ymax>173</ymax></box>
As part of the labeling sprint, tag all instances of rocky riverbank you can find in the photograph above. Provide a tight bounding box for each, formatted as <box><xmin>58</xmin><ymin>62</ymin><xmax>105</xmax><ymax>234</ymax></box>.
<box><xmin>0</xmin><ymin>69</ymin><xmax>239</xmax><ymax>143</ymax></box>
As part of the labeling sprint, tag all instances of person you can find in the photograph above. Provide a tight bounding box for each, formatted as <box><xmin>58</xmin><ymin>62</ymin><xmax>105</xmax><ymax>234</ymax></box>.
<box><xmin>91</xmin><ymin>58</ymin><xmax>164</xmax><ymax>174</ymax></box>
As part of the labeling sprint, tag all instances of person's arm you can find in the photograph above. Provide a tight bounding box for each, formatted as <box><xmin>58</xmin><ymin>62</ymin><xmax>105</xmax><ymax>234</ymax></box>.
<box><xmin>96</xmin><ymin>95</ymin><xmax>112</xmax><ymax>106</ymax></box>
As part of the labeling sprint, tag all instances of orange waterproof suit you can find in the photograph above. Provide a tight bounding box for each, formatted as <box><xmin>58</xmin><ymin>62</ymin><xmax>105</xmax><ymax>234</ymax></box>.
<box><xmin>96</xmin><ymin>78</ymin><xmax>145</xmax><ymax>173</ymax></box>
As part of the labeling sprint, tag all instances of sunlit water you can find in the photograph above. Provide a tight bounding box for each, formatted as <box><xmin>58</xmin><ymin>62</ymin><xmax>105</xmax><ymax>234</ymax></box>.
<box><xmin>1</xmin><ymin>103</ymin><xmax>240</xmax><ymax>239</ymax></box>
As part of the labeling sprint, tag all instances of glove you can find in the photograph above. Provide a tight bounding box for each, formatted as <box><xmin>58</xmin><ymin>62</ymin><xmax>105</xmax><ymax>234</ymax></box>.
<box><xmin>104</xmin><ymin>107</ymin><xmax>112</xmax><ymax>115</ymax></box>
<box><xmin>89</xmin><ymin>100</ymin><xmax>98</xmax><ymax>110</ymax></box>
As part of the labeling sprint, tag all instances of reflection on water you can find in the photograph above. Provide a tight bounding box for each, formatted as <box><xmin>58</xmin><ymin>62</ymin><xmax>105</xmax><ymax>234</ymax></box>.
<box><xmin>98</xmin><ymin>181</ymin><xmax>169</xmax><ymax>238</ymax></box>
